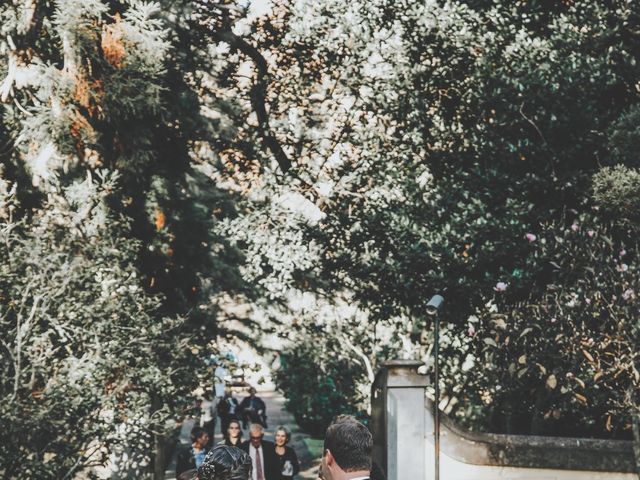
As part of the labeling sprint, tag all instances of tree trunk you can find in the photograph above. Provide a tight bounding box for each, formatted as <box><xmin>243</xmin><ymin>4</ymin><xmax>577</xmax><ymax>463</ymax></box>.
<box><xmin>153</xmin><ymin>433</ymin><xmax>166</xmax><ymax>480</ymax></box>
<box><xmin>151</xmin><ymin>391</ymin><xmax>166</xmax><ymax>480</ymax></box>
<box><xmin>632</xmin><ymin>414</ymin><xmax>640</xmax><ymax>480</ymax></box>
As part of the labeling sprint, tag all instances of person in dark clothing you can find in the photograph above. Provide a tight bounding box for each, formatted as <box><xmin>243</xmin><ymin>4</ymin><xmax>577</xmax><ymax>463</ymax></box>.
<box><xmin>219</xmin><ymin>419</ymin><xmax>244</xmax><ymax>447</ymax></box>
<box><xmin>240</xmin><ymin>423</ymin><xmax>280</xmax><ymax>480</ymax></box>
<box><xmin>177</xmin><ymin>470</ymin><xmax>198</xmax><ymax>480</ymax></box>
<box><xmin>274</xmin><ymin>425</ymin><xmax>300</xmax><ymax>480</ymax></box>
<box><xmin>218</xmin><ymin>388</ymin><xmax>240</xmax><ymax>435</ymax></box>
<box><xmin>198</xmin><ymin>445</ymin><xmax>252</xmax><ymax>480</ymax></box>
<box><xmin>239</xmin><ymin>387</ymin><xmax>267</xmax><ymax>429</ymax></box>
<box><xmin>370</xmin><ymin>462</ymin><xmax>386</xmax><ymax>480</ymax></box>
<box><xmin>176</xmin><ymin>426</ymin><xmax>210</xmax><ymax>477</ymax></box>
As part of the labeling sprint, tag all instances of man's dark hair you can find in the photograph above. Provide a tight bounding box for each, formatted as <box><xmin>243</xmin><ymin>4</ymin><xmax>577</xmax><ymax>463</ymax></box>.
<box><xmin>190</xmin><ymin>426</ymin><xmax>207</xmax><ymax>443</ymax></box>
<box><xmin>198</xmin><ymin>445</ymin><xmax>252</xmax><ymax>480</ymax></box>
<box><xmin>324</xmin><ymin>416</ymin><xmax>372</xmax><ymax>472</ymax></box>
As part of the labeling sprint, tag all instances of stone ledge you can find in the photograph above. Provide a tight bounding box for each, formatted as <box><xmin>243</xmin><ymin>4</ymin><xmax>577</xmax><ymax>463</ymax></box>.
<box><xmin>434</xmin><ymin>399</ymin><xmax>635</xmax><ymax>473</ymax></box>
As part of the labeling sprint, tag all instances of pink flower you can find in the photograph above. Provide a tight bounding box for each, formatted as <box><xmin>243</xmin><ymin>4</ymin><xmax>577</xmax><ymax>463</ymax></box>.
<box><xmin>617</xmin><ymin>263</ymin><xmax>629</xmax><ymax>273</ymax></box>
<box><xmin>494</xmin><ymin>282</ymin><xmax>508</xmax><ymax>292</ymax></box>
<box><xmin>571</xmin><ymin>223</ymin><xmax>579</xmax><ymax>232</ymax></box>
<box><xmin>587</xmin><ymin>230</ymin><xmax>595</xmax><ymax>238</ymax></box>
<box><xmin>468</xmin><ymin>324</ymin><xmax>476</xmax><ymax>337</ymax></box>
<box><xmin>525</xmin><ymin>233</ymin><xmax>537</xmax><ymax>242</ymax></box>
<box><xmin>620</xmin><ymin>249</ymin><xmax>627</xmax><ymax>258</ymax></box>
<box><xmin>585</xmin><ymin>298</ymin><xmax>591</xmax><ymax>305</ymax></box>
<box><xmin>622</xmin><ymin>289</ymin><xmax>635</xmax><ymax>301</ymax></box>
<box><xmin>550</xmin><ymin>317</ymin><xmax>557</xmax><ymax>323</ymax></box>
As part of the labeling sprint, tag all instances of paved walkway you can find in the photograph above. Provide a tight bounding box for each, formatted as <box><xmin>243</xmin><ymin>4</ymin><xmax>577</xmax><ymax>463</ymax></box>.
<box><xmin>166</xmin><ymin>390</ymin><xmax>321</xmax><ymax>480</ymax></box>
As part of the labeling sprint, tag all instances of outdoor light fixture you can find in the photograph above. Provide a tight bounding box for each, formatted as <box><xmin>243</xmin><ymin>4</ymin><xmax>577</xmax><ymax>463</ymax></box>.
<box><xmin>426</xmin><ymin>294</ymin><xmax>444</xmax><ymax>480</ymax></box>
<box><xmin>426</xmin><ymin>295</ymin><xmax>444</xmax><ymax>316</ymax></box>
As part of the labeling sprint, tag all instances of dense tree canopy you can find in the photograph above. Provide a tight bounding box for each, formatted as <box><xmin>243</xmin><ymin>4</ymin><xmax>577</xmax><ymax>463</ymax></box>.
<box><xmin>215</xmin><ymin>0</ymin><xmax>640</xmax><ymax>439</ymax></box>
<box><xmin>1</xmin><ymin>0</ymin><xmax>640</xmax><ymax>477</ymax></box>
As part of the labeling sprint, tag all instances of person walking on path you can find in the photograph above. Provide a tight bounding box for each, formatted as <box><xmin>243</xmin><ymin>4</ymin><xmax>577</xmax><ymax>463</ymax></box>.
<box><xmin>211</xmin><ymin>360</ymin><xmax>229</xmax><ymax>435</ymax></box>
<box><xmin>176</xmin><ymin>426</ymin><xmax>210</xmax><ymax>478</ymax></box>
<box><xmin>239</xmin><ymin>387</ymin><xmax>268</xmax><ymax>429</ymax></box>
<box><xmin>218</xmin><ymin>388</ymin><xmax>240</xmax><ymax>435</ymax></box>
<box><xmin>241</xmin><ymin>423</ymin><xmax>280</xmax><ymax>480</ymax></box>
<box><xmin>320</xmin><ymin>416</ymin><xmax>372</xmax><ymax>480</ymax></box>
<box><xmin>219</xmin><ymin>419</ymin><xmax>244</xmax><ymax>447</ymax></box>
<box><xmin>201</xmin><ymin>392</ymin><xmax>217</xmax><ymax>449</ymax></box>
<box><xmin>198</xmin><ymin>445</ymin><xmax>253</xmax><ymax>480</ymax></box>
<box><xmin>274</xmin><ymin>425</ymin><xmax>300</xmax><ymax>480</ymax></box>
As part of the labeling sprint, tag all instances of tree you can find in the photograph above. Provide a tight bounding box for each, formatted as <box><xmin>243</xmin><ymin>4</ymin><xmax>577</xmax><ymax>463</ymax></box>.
<box><xmin>0</xmin><ymin>172</ymin><xmax>196</xmax><ymax>478</ymax></box>
<box><xmin>0</xmin><ymin>0</ymin><xmax>251</xmax><ymax>477</ymax></box>
<box><xmin>213</xmin><ymin>0</ymin><xmax>640</xmax><ymax>441</ymax></box>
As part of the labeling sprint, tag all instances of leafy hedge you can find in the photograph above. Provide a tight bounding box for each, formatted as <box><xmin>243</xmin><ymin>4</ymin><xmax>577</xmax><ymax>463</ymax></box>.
<box><xmin>274</xmin><ymin>336</ymin><xmax>368</xmax><ymax>438</ymax></box>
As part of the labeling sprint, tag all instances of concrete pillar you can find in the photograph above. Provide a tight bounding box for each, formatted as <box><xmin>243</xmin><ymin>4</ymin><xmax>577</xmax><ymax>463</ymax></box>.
<box><xmin>371</xmin><ymin>360</ymin><xmax>429</xmax><ymax>480</ymax></box>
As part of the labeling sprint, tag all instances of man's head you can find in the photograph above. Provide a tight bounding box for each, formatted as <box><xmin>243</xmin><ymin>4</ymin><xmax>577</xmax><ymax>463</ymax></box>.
<box><xmin>190</xmin><ymin>426</ymin><xmax>209</xmax><ymax>449</ymax></box>
<box><xmin>322</xmin><ymin>416</ymin><xmax>372</xmax><ymax>480</ymax></box>
<box><xmin>198</xmin><ymin>445</ymin><xmax>252</xmax><ymax>480</ymax></box>
<box><xmin>248</xmin><ymin>387</ymin><xmax>257</xmax><ymax>397</ymax></box>
<box><xmin>249</xmin><ymin>423</ymin><xmax>264</xmax><ymax>448</ymax></box>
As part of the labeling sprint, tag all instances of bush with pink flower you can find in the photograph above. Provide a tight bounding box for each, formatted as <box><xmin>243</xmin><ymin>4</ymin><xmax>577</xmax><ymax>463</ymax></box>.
<box><xmin>468</xmin><ymin>215</ymin><xmax>639</xmax><ymax>438</ymax></box>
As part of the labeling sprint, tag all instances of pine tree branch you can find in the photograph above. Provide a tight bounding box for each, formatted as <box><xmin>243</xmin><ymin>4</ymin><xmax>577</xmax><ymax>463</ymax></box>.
<box><xmin>0</xmin><ymin>0</ymin><xmax>44</xmax><ymax>102</ymax></box>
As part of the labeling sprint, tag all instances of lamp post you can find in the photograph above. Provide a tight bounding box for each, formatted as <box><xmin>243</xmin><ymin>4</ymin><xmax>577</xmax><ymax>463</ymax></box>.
<box><xmin>426</xmin><ymin>294</ymin><xmax>445</xmax><ymax>480</ymax></box>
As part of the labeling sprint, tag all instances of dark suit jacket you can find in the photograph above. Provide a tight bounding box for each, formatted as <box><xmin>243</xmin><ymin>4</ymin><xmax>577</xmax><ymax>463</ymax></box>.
<box><xmin>176</xmin><ymin>445</ymin><xmax>209</xmax><ymax>477</ymax></box>
<box><xmin>240</xmin><ymin>440</ymin><xmax>280</xmax><ymax>480</ymax></box>
<box><xmin>239</xmin><ymin>395</ymin><xmax>268</xmax><ymax>426</ymax></box>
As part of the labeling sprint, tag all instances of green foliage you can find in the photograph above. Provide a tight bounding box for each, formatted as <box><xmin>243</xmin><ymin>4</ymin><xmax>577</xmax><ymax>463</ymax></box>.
<box><xmin>0</xmin><ymin>0</ymin><xmax>250</xmax><ymax>476</ymax></box>
<box><xmin>469</xmin><ymin>214</ymin><xmax>639</xmax><ymax>438</ymax></box>
<box><xmin>592</xmin><ymin>166</ymin><xmax>640</xmax><ymax>224</ymax></box>
<box><xmin>274</xmin><ymin>335</ymin><xmax>368</xmax><ymax>437</ymax></box>
<box><xmin>608</xmin><ymin>105</ymin><xmax>640</xmax><ymax>168</ymax></box>
<box><xmin>214</xmin><ymin>0</ymin><xmax>640</xmax><ymax>439</ymax></box>
<box><xmin>0</xmin><ymin>173</ymin><xmax>200</xmax><ymax>478</ymax></box>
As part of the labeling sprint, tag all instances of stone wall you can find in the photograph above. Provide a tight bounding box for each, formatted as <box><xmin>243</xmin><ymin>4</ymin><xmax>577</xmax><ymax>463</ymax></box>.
<box><xmin>371</xmin><ymin>360</ymin><xmax>637</xmax><ymax>480</ymax></box>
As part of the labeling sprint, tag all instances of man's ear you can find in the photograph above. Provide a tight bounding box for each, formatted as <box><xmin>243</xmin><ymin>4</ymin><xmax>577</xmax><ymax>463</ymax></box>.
<box><xmin>324</xmin><ymin>449</ymin><xmax>335</xmax><ymax>466</ymax></box>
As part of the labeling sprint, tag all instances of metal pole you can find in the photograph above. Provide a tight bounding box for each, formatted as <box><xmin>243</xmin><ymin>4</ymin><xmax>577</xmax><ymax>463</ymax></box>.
<box><xmin>426</xmin><ymin>294</ymin><xmax>444</xmax><ymax>480</ymax></box>
<box><xmin>434</xmin><ymin>312</ymin><xmax>440</xmax><ymax>480</ymax></box>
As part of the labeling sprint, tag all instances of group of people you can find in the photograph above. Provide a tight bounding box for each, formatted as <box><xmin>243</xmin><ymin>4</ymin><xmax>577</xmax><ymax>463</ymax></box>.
<box><xmin>202</xmin><ymin>386</ymin><xmax>268</xmax><ymax>440</ymax></box>
<box><xmin>177</xmin><ymin>386</ymin><xmax>300</xmax><ymax>480</ymax></box>
<box><xmin>178</xmin><ymin>414</ymin><xmax>379</xmax><ymax>480</ymax></box>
